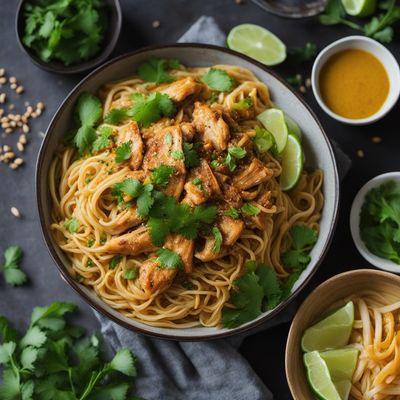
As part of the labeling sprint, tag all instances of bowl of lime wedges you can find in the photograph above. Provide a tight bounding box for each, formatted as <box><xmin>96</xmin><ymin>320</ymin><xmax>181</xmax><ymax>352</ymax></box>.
<box><xmin>285</xmin><ymin>269</ymin><xmax>400</xmax><ymax>400</ymax></box>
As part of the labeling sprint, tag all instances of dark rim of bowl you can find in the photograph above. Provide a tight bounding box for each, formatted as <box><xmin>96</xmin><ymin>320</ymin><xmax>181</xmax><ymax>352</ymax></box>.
<box><xmin>36</xmin><ymin>43</ymin><xmax>340</xmax><ymax>341</ymax></box>
<box><xmin>250</xmin><ymin>0</ymin><xmax>326</xmax><ymax>19</ymax></box>
<box><xmin>15</xmin><ymin>0</ymin><xmax>122</xmax><ymax>75</ymax></box>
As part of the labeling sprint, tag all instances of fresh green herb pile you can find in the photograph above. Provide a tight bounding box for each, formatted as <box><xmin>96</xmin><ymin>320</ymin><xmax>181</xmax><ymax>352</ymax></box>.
<box><xmin>23</xmin><ymin>0</ymin><xmax>108</xmax><ymax>65</ymax></box>
<box><xmin>222</xmin><ymin>225</ymin><xmax>317</xmax><ymax>328</ymax></box>
<box><xmin>0</xmin><ymin>302</ymin><xmax>141</xmax><ymax>399</ymax></box>
<box><xmin>360</xmin><ymin>180</ymin><xmax>400</xmax><ymax>264</ymax></box>
<box><xmin>320</xmin><ymin>0</ymin><xmax>400</xmax><ymax>43</ymax></box>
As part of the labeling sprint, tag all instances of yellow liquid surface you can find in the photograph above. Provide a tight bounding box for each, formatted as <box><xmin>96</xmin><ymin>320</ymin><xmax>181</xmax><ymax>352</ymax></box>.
<box><xmin>319</xmin><ymin>49</ymin><xmax>389</xmax><ymax>120</ymax></box>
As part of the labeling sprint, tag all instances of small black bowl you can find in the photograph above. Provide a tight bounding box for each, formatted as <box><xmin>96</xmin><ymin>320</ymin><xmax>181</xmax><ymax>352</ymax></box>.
<box><xmin>15</xmin><ymin>0</ymin><xmax>122</xmax><ymax>74</ymax></box>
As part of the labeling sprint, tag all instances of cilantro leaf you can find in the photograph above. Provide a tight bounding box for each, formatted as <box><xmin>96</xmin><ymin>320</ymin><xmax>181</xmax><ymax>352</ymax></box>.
<box><xmin>114</xmin><ymin>179</ymin><xmax>142</xmax><ymax>197</ymax></box>
<box><xmin>253</xmin><ymin>127</ymin><xmax>275</xmax><ymax>154</ymax></box>
<box><xmin>0</xmin><ymin>342</ymin><xmax>16</xmax><ymax>364</ymax></box>
<box><xmin>183</xmin><ymin>142</ymin><xmax>200</xmax><ymax>168</ymax></box>
<box><xmin>109</xmin><ymin>348</ymin><xmax>137</xmax><ymax>377</ymax></box>
<box><xmin>137</xmin><ymin>57</ymin><xmax>179</xmax><ymax>84</ymax></box>
<box><xmin>1</xmin><ymin>246</ymin><xmax>27</xmax><ymax>287</ymax></box>
<box><xmin>224</xmin><ymin>208</ymin><xmax>241</xmax><ymax>219</ymax></box>
<box><xmin>136</xmin><ymin>184</ymin><xmax>154</xmax><ymax>217</ymax></box>
<box><xmin>287</xmin><ymin>42</ymin><xmax>317</xmax><ymax>65</ymax></box>
<box><xmin>104</xmin><ymin>108</ymin><xmax>128</xmax><ymax>125</ymax></box>
<box><xmin>127</xmin><ymin>92</ymin><xmax>176</xmax><ymax>128</ymax></box>
<box><xmin>201</xmin><ymin>68</ymin><xmax>237</xmax><ymax>92</ymax></box>
<box><xmin>222</xmin><ymin>272</ymin><xmax>264</xmax><ymax>328</ymax></box>
<box><xmin>20</xmin><ymin>326</ymin><xmax>47</xmax><ymax>348</ymax></box>
<box><xmin>241</xmin><ymin>203</ymin><xmax>261</xmax><ymax>216</ymax></box>
<box><xmin>109</xmin><ymin>255</ymin><xmax>123</xmax><ymax>270</ymax></box>
<box><xmin>232</xmin><ymin>97</ymin><xmax>253</xmax><ymax>110</ymax></box>
<box><xmin>92</xmin><ymin>126</ymin><xmax>113</xmax><ymax>152</ymax></box>
<box><xmin>171</xmin><ymin>150</ymin><xmax>184</xmax><ymax>160</ymax></box>
<box><xmin>20</xmin><ymin>346</ymin><xmax>38</xmax><ymax>370</ymax></box>
<box><xmin>148</xmin><ymin>217</ymin><xmax>171</xmax><ymax>246</ymax></box>
<box><xmin>64</xmin><ymin>218</ymin><xmax>80</xmax><ymax>233</ymax></box>
<box><xmin>151</xmin><ymin>165</ymin><xmax>175</xmax><ymax>187</ymax></box>
<box><xmin>74</xmin><ymin>125</ymin><xmax>97</xmax><ymax>155</ymax></box>
<box><xmin>224</xmin><ymin>146</ymin><xmax>246</xmax><ymax>172</ymax></box>
<box><xmin>211</xmin><ymin>227</ymin><xmax>223</xmax><ymax>253</ymax></box>
<box><xmin>115</xmin><ymin>141</ymin><xmax>132</xmax><ymax>163</ymax></box>
<box><xmin>156</xmin><ymin>248</ymin><xmax>183</xmax><ymax>269</ymax></box>
<box><xmin>257</xmin><ymin>265</ymin><xmax>282</xmax><ymax>310</ymax></box>
<box><xmin>76</xmin><ymin>92</ymin><xmax>102</xmax><ymax>127</ymax></box>
<box><xmin>0</xmin><ymin>368</ymin><xmax>20</xmax><ymax>400</ymax></box>
<box><xmin>124</xmin><ymin>268</ymin><xmax>138</xmax><ymax>280</ymax></box>
<box><xmin>0</xmin><ymin>317</ymin><xmax>19</xmax><ymax>343</ymax></box>
<box><xmin>282</xmin><ymin>225</ymin><xmax>318</xmax><ymax>270</ymax></box>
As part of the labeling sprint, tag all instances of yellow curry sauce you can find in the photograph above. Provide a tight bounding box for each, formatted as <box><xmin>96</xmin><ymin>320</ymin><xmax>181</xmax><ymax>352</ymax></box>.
<box><xmin>319</xmin><ymin>49</ymin><xmax>389</xmax><ymax>119</ymax></box>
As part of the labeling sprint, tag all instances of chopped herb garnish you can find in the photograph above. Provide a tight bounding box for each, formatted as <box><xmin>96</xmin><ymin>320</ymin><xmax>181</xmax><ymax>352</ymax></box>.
<box><xmin>182</xmin><ymin>280</ymin><xmax>194</xmax><ymax>290</ymax></box>
<box><xmin>86</xmin><ymin>239</ymin><xmax>95</xmax><ymax>248</ymax></box>
<box><xmin>224</xmin><ymin>208</ymin><xmax>241</xmax><ymax>219</ymax></box>
<box><xmin>164</xmin><ymin>132</ymin><xmax>172</xmax><ymax>145</ymax></box>
<box><xmin>156</xmin><ymin>248</ymin><xmax>183</xmax><ymax>269</ymax></box>
<box><xmin>171</xmin><ymin>150</ymin><xmax>185</xmax><ymax>160</ymax></box>
<box><xmin>211</xmin><ymin>227</ymin><xmax>223</xmax><ymax>253</ymax></box>
<box><xmin>137</xmin><ymin>57</ymin><xmax>180</xmax><ymax>84</ymax></box>
<box><xmin>115</xmin><ymin>140</ymin><xmax>132</xmax><ymax>164</ymax></box>
<box><xmin>210</xmin><ymin>160</ymin><xmax>219</xmax><ymax>169</ymax></box>
<box><xmin>109</xmin><ymin>255</ymin><xmax>123</xmax><ymax>270</ymax></box>
<box><xmin>124</xmin><ymin>268</ymin><xmax>138</xmax><ymax>280</ymax></box>
<box><xmin>241</xmin><ymin>203</ymin><xmax>261</xmax><ymax>216</ymax></box>
<box><xmin>87</xmin><ymin>259</ymin><xmax>94</xmax><ymax>268</ymax></box>
<box><xmin>104</xmin><ymin>108</ymin><xmax>128</xmax><ymax>125</ymax></box>
<box><xmin>232</xmin><ymin>97</ymin><xmax>253</xmax><ymax>110</ymax></box>
<box><xmin>201</xmin><ymin>68</ymin><xmax>237</xmax><ymax>92</ymax></box>
<box><xmin>224</xmin><ymin>146</ymin><xmax>246</xmax><ymax>172</ymax></box>
<box><xmin>253</xmin><ymin>127</ymin><xmax>275</xmax><ymax>154</ymax></box>
<box><xmin>183</xmin><ymin>142</ymin><xmax>200</xmax><ymax>168</ymax></box>
<box><xmin>287</xmin><ymin>42</ymin><xmax>317</xmax><ymax>65</ymax></box>
<box><xmin>64</xmin><ymin>218</ymin><xmax>80</xmax><ymax>233</ymax></box>
<box><xmin>151</xmin><ymin>165</ymin><xmax>175</xmax><ymax>187</ymax></box>
<box><xmin>92</xmin><ymin>125</ymin><xmax>113</xmax><ymax>152</ymax></box>
<box><xmin>1</xmin><ymin>246</ymin><xmax>27</xmax><ymax>287</ymax></box>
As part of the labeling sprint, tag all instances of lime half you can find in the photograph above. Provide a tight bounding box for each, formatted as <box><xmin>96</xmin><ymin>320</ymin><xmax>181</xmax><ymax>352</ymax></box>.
<box><xmin>341</xmin><ymin>0</ymin><xmax>376</xmax><ymax>17</ymax></box>
<box><xmin>320</xmin><ymin>348</ymin><xmax>359</xmax><ymax>382</ymax></box>
<box><xmin>284</xmin><ymin>114</ymin><xmax>302</xmax><ymax>139</ymax></box>
<box><xmin>257</xmin><ymin>108</ymin><xmax>288</xmax><ymax>153</ymax></box>
<box><xmin>227</xmin><ymin>24</ymin><xmax>286</xmax><ymax>66</ymax></box>
<box><xmin>304</xmin><ymin>351</ymin><xmax>342</xmax><ymax>400</ymax></box>
<box><xmin>280</xmin><ymin>134</ymin><xmax>303</xmax><ymax>191</ymax></box>
<box><xmin>301</xmin><ymin>301</ymin><xmax>354</xmax><ymax>352</ymax></box>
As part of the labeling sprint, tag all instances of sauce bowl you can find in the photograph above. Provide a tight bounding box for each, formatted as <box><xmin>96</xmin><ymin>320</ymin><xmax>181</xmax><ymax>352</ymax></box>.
<box><xmin>311</xmin><ymin>36</ymin><xmax>400</xmax><ymax>125</ymax></box>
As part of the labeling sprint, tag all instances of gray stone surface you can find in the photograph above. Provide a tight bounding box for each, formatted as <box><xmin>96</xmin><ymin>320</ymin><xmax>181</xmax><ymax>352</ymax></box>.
<box><xmin>1</xmin><ymin>1</ymin><xmax>399</xmax><ymax>398</ymax></box>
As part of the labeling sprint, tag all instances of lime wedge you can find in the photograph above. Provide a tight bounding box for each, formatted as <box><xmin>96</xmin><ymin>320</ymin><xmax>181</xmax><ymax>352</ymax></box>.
<box><xmin>341</xmin><ymin>0</ymin><xmax>376</xmax><ymax>17</ymax></box>
<box><xmin>304</xmin><ymin>351</ymin><xmax>342</xmax><ymax>400</ymax></box>
<box><xmin>280</xmin><ymin>134</ymin><xmax>303</xmax><ymax>191</ymax></box>
<box><xmin>227</xmin><ymin>24</ymin><xmax>286</xmax><ymax>66</ymax></box>
<box><xmin>334</xmin><ymin>380</ymin><xmax>352</xmax><ymax>400</ymax></box>
<box><xmin>284</xmin><ymin>114</ymin><xmax>302</xmax><ymax>139</ymax></box>
<box><xmin>301</xmin><ymin>301</ymin><xmax>354</xmax><ymax>352</ymax></box>
<box><xmin>320</xmin><ymin>348</ymin><xmax>359</xmax><ymax>381</ymax></box>
<box><xmin>257</xmin><ymin>109</ymin><xmax>288</xmax><ymax>153</ymax></box>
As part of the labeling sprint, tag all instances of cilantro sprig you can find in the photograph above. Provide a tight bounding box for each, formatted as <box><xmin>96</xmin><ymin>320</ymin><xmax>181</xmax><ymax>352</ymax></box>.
<box><xmin>151</xmin><ymin>165</ymin><xmax>175</xmax><ymax>187</ymax></box>
<box><xmin>320</xmin><ymin>0</ymin><xmax>400</xmax><ymax>43</ymax></box>
<box><xmin>0</xmin><ymin>302</ymin><xmax>139</xmax><ymax>398</ymax></box>
<box><xmin>92</xmin><ymin>126</ymin><xmax>113</xmax><ymax>152</ymax></box>
<box><xmin>1</xmin><ymin>246</ymin><xmax>28</xmax><ymax>287</ymax></box>
<box><xmin>156</xmin><ymin>248</ymin><xmax>183</xmax><ymax>269</ymax></box>
<box><xmin>137</xmin><ymin>57</ymin><xmax>180</xmax><ymax>84</ymax></box>
<box><xmin>211</xmin><ymin>227</ymin><xmax>223</xmax><ymax>253</ymax></box>
<box><xmin>115</xmin><ymin>141</ymin><xmax>132</xmax><ymax>164</ymax></box>
<box><xmin>201</xmin><ymin>68</ymin><xmax>237</xmax><ymax>92</ymax></box>
<box><xmin>231</xmin><ymin>97</ymin><xmax>253</xmax><ymax>110</ymax></box>
<box><xmin>224</xmin><ymin>146</ymin><xmax>247</xmax><ymax>172</ymax></box>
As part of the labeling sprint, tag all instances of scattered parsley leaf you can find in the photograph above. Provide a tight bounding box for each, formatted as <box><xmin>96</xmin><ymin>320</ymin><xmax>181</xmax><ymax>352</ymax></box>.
<box><xmin>127</xmin><ymin>92</ymin><xmax>176</xmax><ymax>128</ymax></box>
<box><xmin>253</xmin><ymin>127</ymin><xmax>275</xmax><ymax>154</ymax></box>
<box><xmin>171</xmin><ymin>150</ymin><xmax>185</xmax><ymax>160</ymax></box>
<box><xmin>1</xmin><ymin>246</ymin><xmax>28</xmax><ymax>287</ymax></box>
<box><xmin>104</xmin><ymin>108</ymin><xmax>128</xmax><ymax>125</ymax></box>
<box><xmin>211</xmin><ymin>227</ymin><xmax>223</xmax><ymax>253</ymax></box>
<box><xmin>86</xmin><ymin>239</ymin><xmax>95</xmax><ymax>248</ymax></box>
<box><xmin>109</xmin><ymin>255</ymin><xmax>123</xmax><ymax>270</ymax></box>
<box><xmin>156</xmin><ymin>248</ymin><xmax>183</xmax><ymax>269</ymax></box>
<box><xmin>232</xmin><ymin>97</ymin><xmax>253</xmax><ymax>110</ymax></box>
<box><xmin>282</xmin><ymin>225</ymin><xmax>318</xmax><ymax>270</ymax></box>
<box><xmin>257</xmin><ymin>265</ymin><xmax>282</xmax><ymax>311</ymax></box>
<box><xmin>136</xmin><ymin>184</ymin><xmax>154</xmax><ymax>217</ymax></box>
<box><xmin>124</xmin><ymin>268</ymin><xmax>138</xmax><ymax>280</ymax></box>
<box><xmin>92</xmin><ymin>126</ymin><xmax>113</xmax><ymax>152</ymax></box>
<box><xmin>137</xmin><ymin>57</ymin><xmax>179</xmax><ymax>84</ymax></box>
<box><xmin>201</xmin><ymin>68</ymin><xmax>237</xmax><ymax>92</ymax></box>
<box><xmin>109</xmin><ymin>348</ymin><xmax>137</xmax><ymax>376</ymax></box>
<box><xmin>224</xmin><ymin>146</ymin><xmax>247</xmax><ymax>172</ymax></box>
<box><xmin>224</xmin><ymin>208</ymin><xmax>241</xmax><ymax>219</ymax></box>
<box><xmin>210</xmin><ymin>160</ymin><xmax>219</xmax><ymax>169</ymax></box>
<box><xmin>74</xmin><ymin>125</ymin><xmax>97</xmax><ymax>155</ymax></box>
<box><xmin>64</xmin><ymin>218</ymin><xmax>80</xmax><ymax>233</ymax></box>
<box><xmin>183</xmin><ymin>142</ymin><xmax>200</xmax><ymax>168</ymax></box>
<box><xmin>286</xmin><ymin>74</ymin><xmax>303</xmax><ymax>87</ymax></box>
<box><xmin>241</xmin><ymin>203</ymin><xmax>261</xmax><ymax>216</ymax></box>
<box><xmin>151</xmin><ymin>165</ymin><xmax>175</xmax><ymax>187</ymax></box>
<box><xmin>164</xmin><ymin>132</ymin><xmax>172</xmax><ymax>145</ymax></box>
<box><xmin>287</xmin><ymin>42</ymin><xmax>317</xmax><ymax>65</ymax></box>
<box><xmin>115</xmin><ymin>140</ymin><xmax>132</xmax><ymax>163</ymax></box>
<box><xmin>182</xmin><ymin>280</ymin><xmax>193</xmax><ymax>290</ymax></box>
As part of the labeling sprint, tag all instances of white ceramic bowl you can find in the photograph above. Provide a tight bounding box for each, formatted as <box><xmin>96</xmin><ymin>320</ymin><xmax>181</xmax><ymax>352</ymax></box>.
<box><xmin>36</xmin><ymin>44</ymin><xmax>339</xmax><ymax>340</ymax></box>
<box><xmin>350</xmin><ymin>172</ymin><xmax>400</xmax><ymax>273</ymax></box>
<box><xmin>312</xmin><ymin>36</ymin><xmax>400</xmax><ymax>125</ymax></box>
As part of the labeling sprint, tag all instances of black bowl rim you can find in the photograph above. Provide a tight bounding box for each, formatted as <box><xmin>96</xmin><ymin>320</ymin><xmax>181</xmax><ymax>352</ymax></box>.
<box><xmin>250</xmin><ymin>0</ymin><xmax>326</xmax><ymax>18</ymax></box>
<box><xmin>15</xmin><ymin>0</ymin><xmax>122</xmax><ymax>75</ymax></box>
<box><xmin>36</xmin><ymin>43</ymin><xmax>340</xmax><ymax>341</ymax></box>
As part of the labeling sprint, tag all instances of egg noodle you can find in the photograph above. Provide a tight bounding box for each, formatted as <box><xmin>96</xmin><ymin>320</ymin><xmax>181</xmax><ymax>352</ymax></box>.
<box><xmin>348</xmin><ymin>292</ymin><xmax>400</xmax><ymax>399</ymax></box>
<box><xmin>49</xmin><ymin>64</ymin><xmax>324</xmax><ymax>328</ymax></box>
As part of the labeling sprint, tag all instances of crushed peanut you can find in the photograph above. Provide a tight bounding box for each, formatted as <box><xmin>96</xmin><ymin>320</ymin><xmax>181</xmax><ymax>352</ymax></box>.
<box><xmin>357</xmin><ymin>149</ymin><xmax>365</xmax><ymax>158</ymax></box>
<box><xmin>371</xmin><ymin>136</ymin><xmax>382</xmax><ymax>143</ymax></box>
<box><xmin>152</xmin><ymin>20</ymin><xmax>160</xmax><ymax>28</ymax></box>
<box><xmin>10</xmin><ymin>206</ymin><xmax>21</xmax><ymax>218</ymax></box>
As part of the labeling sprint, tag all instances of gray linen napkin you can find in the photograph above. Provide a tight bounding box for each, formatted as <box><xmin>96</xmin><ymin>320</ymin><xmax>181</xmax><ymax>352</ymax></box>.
<box><xmin>95</xmin><ymin>16</ymin><xmax>351</xmax><ymax>400</ymax></box>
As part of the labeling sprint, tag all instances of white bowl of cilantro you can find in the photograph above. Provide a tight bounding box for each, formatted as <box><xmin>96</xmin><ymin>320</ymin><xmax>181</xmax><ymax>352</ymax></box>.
<box><xmin>350</xmin><ymin>172</ymin><xmax>400</xmax><ymax>273</ymax></box>
<box><xmin>16</xmin><ymin>0</ymin><xmax>122</xmax><ymax>74</ymax></box>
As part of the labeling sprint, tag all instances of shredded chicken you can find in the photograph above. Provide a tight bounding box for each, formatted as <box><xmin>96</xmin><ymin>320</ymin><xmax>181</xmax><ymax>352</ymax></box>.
<box><xmin>102</xmin><ymin>226</ymin><xmax>157</xmax><ymax>255</ymax></box>
<box><xmin>218</xmin><ymin>216</ymin><xmax>245</xmax><ymax>246</ymax></box>
<box><xmin>165</xmin><ymin>233</ymin><xmax>194</xmax><ymax>273</ymax></box>
<box><xmin>192</xmin><ymin>102</ymin><xmax>230</xmax><ymax>152</ymax></box>
<box><xmin>143</xmin><ymin>125</ymin><xmax>186</xmax><ymax>199</ymax></box>
<box><xmin>158</xmin><ymin>77</ymin><xmax>202</xmax><ymax>102</ymax></box>
<box><xmin>233</xmin><ymin>159</ymin><xmax>273</xmax><ymax>191</ymax></box>
<box><xmin>195</xmin><ymin>237</ymin><xmax>227</xmax><ymax>262</ymax></box>
<box><xmin>101</xmin><ymin>208</ymin><xmax>142</xmax><ymax>235</ymax></box>
<box><xmin>117</xmin><ymin>121</ymin><xmax>143</xmax><ymax>170</ymax></box>
<box><xmin>139</xmin><ymin>258</ymin><xmax>177</xmax><ymax>294</ymax></box>
<box><xmin>180</xmin><ymin>122</ymin><xmax>195</xmax><ymax>141</ymax></box>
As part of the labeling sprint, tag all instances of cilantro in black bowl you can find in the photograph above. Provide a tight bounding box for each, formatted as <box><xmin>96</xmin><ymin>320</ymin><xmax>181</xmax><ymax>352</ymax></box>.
<box><xmin>15</xmin><ymin>0</ymin><xmax>121</xmax><ymax>74</ymax></box>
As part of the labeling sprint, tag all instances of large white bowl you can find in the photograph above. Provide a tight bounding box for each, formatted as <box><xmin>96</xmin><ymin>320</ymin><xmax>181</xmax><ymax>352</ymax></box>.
<box><xmin>36</xmin><ymin>44</ymin><xmax>339</xmax><ymax>340</ymax></box>
<box><xmin>350</xmin><ymin>172</ymin><xmax>400</xmax><ymax>273</ymax></box>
